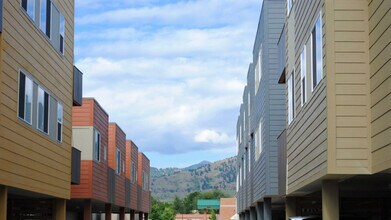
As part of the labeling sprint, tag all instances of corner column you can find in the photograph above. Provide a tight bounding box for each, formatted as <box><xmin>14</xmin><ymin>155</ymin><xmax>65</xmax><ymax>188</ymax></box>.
<box><xmin>245</xmin><ymin>210</ymin><xmax>250</xmax><ymax>220</ymax></box>
<box><xmin>83</xmin><ymin>200</ymin><xmax>92</xmax><ymax>220</ymax></box>
<box><xmin>139</xmin><ymin>212</ymin><xmax>143</xmax><ymax>220</ymax></box>
<box><xmin>119</xmin><ymin>207</ymin><xmax>125</xmax><ymax>220</ymax></box>
<box><xmin>263</xmin><ymin>198</ymin><xmax>271</xmax><ymax>220</ymax></box>
<box><xmin>105</xmin><ymin>204</ymin><xmax>112</xmax><ymax>220</ymax></box>
<box><xmin>256</xmin><ymin>202</ymin><xmax>263</xmax><ymax>220</ymax></box>
<box><xmin>286</xmin><ymin>197</ymin><xmax>296</xmax><ymax>220</ymax></box>
<box><xmin>130</xmin><ymin>210</ymin><xmax>135</xmax><ymax>220</ymax></box>
<box><xmin>144</xmin><ymin>213</ymin><xmax>149</xmax><ymax>220</ymax></box>
<box><xmin>322</xmin><ymin>180</ymin><xmax>339</xmax><ymax>220</ymax></box>
<box><xmin>0</xmin><ymin>186</ymin><xmax>7</xmax><ymax>220</ymax></box>
<box><xmin>250</xmin><ymin>207</ymin><xmax>257</xmax><ymax>220</ymax></box>
<box><xmin>54</xmin><ymin>199</ymin><xmax>66</xmax><ymax>220</ymax></box>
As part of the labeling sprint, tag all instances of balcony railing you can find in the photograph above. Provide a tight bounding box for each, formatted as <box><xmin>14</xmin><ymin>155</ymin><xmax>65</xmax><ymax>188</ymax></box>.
<box><xmin>73</xmin><ymin>66</ymin><xmax>83</xmax><ymax>106</ymax></box>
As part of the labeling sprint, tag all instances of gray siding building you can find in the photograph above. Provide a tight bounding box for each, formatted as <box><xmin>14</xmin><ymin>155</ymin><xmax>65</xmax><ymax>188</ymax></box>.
<box><xmin>236</xmin><ymin>0</ymin><xmax>286</xmax><ymax>219</ymax></box>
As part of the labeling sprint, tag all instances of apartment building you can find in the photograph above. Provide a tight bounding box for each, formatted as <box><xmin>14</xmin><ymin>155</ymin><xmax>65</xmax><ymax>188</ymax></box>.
<box><xmin>69</xmin><ymin>98</ymin><xmax>110</xmax><ymax>219</ymax></box>
<box><xmin>281</xmin><ymin>0</ymin><xmax>391</xmax><ymax>219</ymax></box>
<box><xmin>236</xmin><ymin>0</ymin><xmax>286</xmax><ymax>219</ymax></box>
<box><xmin>0</xmin><ymin>0</ymin><xmax>81</xmax><ymax>219</ymax></box>
<box><xmin>69</xmin><ymin>98</ymin><xmax>151</xmax><ymax>220</ymax></box>
<box><xmin>137</xmin><ymin>153</ymin><xmax>151</xmax><ymax>220</ymax></box>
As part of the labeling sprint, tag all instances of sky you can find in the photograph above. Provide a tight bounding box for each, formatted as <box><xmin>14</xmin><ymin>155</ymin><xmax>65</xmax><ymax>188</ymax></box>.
<box><xmin>74</xmin><ymin>0</ymin><xmax>262</xmax><ymax>168</ymax></box>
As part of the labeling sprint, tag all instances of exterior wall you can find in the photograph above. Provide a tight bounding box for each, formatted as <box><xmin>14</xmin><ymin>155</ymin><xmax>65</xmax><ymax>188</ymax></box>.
<box><xmin>138</xmin><ymin>153</ymin><xmax>150</xmax><ymax>214</ymax></box>
<box><xmin>0</xmin><ymin>0</ymin><xmax>74</xmax><ymax>199</ymax></box>
<box><xmin>368</xmin><ymin>0</ymin><xmax>391</xmax><ymax>173</ymax></box>
<box><xmin>71</xmin><ymin>99</ymin><xmax>109</xmax><ymax>203</ymax></box>
<box><xmin>127</xmin><ymin>141</ymin><xmax>139</xmax><ymax>210</ymax></box>
<box><xmin>220</xmin><ymin>198</ymin><xmax>236</xmax><ymax>220</ymax></box>
<box><xmin>285</xmin><ymin>0</ymin><xmax>328</xmax><ymax>195</ymax></box>
<box><xmin>325</xmin><ymin>0</ymin><xmax>372</xmax><ymax>175</ymax></box>
<box><xmin>108</xmin><ymin>123</ymin><xmax>126</xmax><ymax>208</ymax></box>
<box><xmin>251</xmin><ymin>0</ymin><xmax>285</xmax><ymax>202</ymax></box>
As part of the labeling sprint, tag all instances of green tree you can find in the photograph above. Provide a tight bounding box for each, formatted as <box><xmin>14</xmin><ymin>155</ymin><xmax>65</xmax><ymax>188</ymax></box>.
<box><xmin>150</xmin><ymin>197</ymin><xmax>176</xmax><ymax>220</ymax></box>
<box><xmin>209</xmin><ymin>210</ymin><xmax>217</xmax><ymax>220</ymax></box>
<box><xmin>173</xmin><ymin>196</ymin><xmax>185</xmax><ymax>214</ymax></box>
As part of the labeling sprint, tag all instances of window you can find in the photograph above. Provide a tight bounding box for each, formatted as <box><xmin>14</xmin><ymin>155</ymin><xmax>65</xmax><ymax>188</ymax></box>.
<box><xmin>243</xmin><ymin>157</ymin><xmax>246</xmax><ymax>180</ymax></box>
<box><xmin>255</xmin><ymin>121</ymin><xmax>262</xmax><ymax>160</ymax></box>
<box><xmin>21</xmin><ymin>0</ymin><xmax>35</xmax><ymax>21</ymax></box>
<box><xmin>94</xmin><ymin>129</ymin><xmax>100</xmax><ymax>161</ymax></box>
<box><xmin>239</xmin><ymin>125</ymin><xmax>242</xmax><ymax>144</ymax></box>
<box><xmin>247</xmin><ymin>93</ymin><xmax>251</xmax><ymax>117</ymax></box>
<box><xmin>243</xmin><ymin>110</ymin><xmax>246</xmax><ymax>132</ymax></box>
<box><xmin>131</xmin><ymin>162</ymin><xmax>136</xmax><ymax>183</ymax></box>
<box><xmin>18</xmin><ymin>71</ymin><xmax>33</xmax><ymax>124</ymax></box>
<box><xmin>37</xmin><ymin>86</ymin><xmax>49</xmax><ymax>133</ymax></box>
<box><xmin>287</xmin><ymin>73</ymin><xmax>295</xmax><ymax>124</ymax></box>
<box><xmin>60</xmin><ymin>15</ymin><xmax>65</xmax><ymax>54</ymax></box>
<box><xmin>40</xmin><ymin>0</ymin><xmax>50</xmax><ymax>37</ymax></box>
<box><xmin>287</xmin><ymin>0</ymin><xmax>293</xmax><ymax>15</ymax></box>
<box><xmin>248</xmin><ymin>145</ymin><xmax>251</xmax><ymax>172</ymax></box>
<box><xmin>239</xmin><ymin>165</ymin><xmax>242</xmax><ymax>187</ymax></box>
<box><xmin>116</xmin><ymin>149</ymin><xmax>121</xmax><ymax>174</ymax></box>
<box><xmin>104</xmin><ymin>145</ymin><xmax>107</xmax><ymax>160</ymax></box>
<box><xmin>301</xmin><ymin>46</ymin><xmax>307</xmax><ymax>106</ymax></box>
<box><xmin>255</xmin><ymin>45</ymin><xmax>262</xmax><ymax>93</ymax></box>
<box><xmin>57</xmin><ymin>103</ymin><xmax>63</xmax><ymax>142</ymax></box>
<box><xmin>143</xmin><ymin>171</ymin><xmax>149</xmax><ymax>190</ymax></box>
<box><xmin>312</xmin><ymin>13</ymin><xmax>323</xmax><ymax>90</ymax></box>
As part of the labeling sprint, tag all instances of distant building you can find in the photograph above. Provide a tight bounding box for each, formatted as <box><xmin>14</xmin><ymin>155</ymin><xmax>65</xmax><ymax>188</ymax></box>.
<box><xmin>175</xmin><ymin>214</ymin><xmax>216</xmax><ymax>220</ymax></box>
<box><xmin>219</xmin><ymin>198</ymin><xmax>236</xmax><ymax>220</ymax></box>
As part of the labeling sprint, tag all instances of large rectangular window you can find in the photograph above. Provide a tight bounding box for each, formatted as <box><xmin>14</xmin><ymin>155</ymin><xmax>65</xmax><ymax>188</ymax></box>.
<box><xmin>116</xmin><ymin>149</ymin><xmax>121</xmax><ymax>174</ymax></box>
<box><xmin>94</xmin><ymin>129</ymin><xmax>100</xmax><ymax>161</ymax></box>
<box><xmin>18</xmin><ymin>71</ymin><xmax>33</xmax><ymax>124</ymax></box>
<box><xmin>255</xmin><ymin>45</ymin><xmax>262</xmax><ymax>93</ymax></box>
<box><xmin>40</xmin><ymin>0</ymin><xmax>50</xmax><ymax>36</ymax></box>
<box><xmin>131</xmin><ymin>162</ymin><xmax>136</xmax><ymax>183</ymax></box>
<box><xmin>255</xmin><ymin>121</ymin><xmax>262</xmax><ymax>159</ymax></box>
<box><xmin>21</xmin><ymin>0</ymin><xmax>35</xmax><ymax>21</ymax></box>
<box><xmin>288</xmin><ymin>73</ymin><xmax>295</xmax><ymax>124</ymax></box>
<box><xmin>312</xmin><ymin>13</ymin><xmax>323</xmax><ymax>90</ymax></box>
<box><xmin>301</xmin><ymin>46</ymin><xmax>307</xmax><ymax>106</ymax></box>
<box><xmin>287</xmin><ymin>0</ymin><xmax>293</xmax><ymax>15</ymax></box>
<box><xmin>57</xmin><ymin>103</ymin><xmax>63</xmax><ymax>142</ymax></box>
<box><xmin>37</xmin><ymin>86</ymin><xmax>49</xmax><ymax>133</ymax></box>
<box><xmin>60</xmin><ymin>14</ymin><xmax>65</xmax><ymax>54</ymax></box>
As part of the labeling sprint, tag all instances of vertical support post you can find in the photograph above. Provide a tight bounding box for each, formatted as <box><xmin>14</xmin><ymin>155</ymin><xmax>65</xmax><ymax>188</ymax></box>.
<box><xmin>286</xmin><ymin>197</ymin><xmax>296</xmax><ymax>220</ymax></box>
<box><xmin>0</xmin><ymin>186</ymin><xmax>7</xmax><ymax>220</ymax></box>
<box><xmin>83</xmin><ymin>199</ymin><xmax>92</xmax><ymax>220</ymax></box>
<box><xmin>144</xmin><ymin>213</ymin><xmax>148</xmax><ymax>220</ymax></box>
<box><xmin>139</xmin><ymin>212</ymin><xmax>143</xmax><ymax>220</ymax></box>
<box><xmin>119</xmin><ymin>207</ymin><xmax>125</xmax><ymax>220</ymax></box>
<box><xmin>322</xmin><ymin>180</ymin><xmax>339</xmax><ymax>220</ymax></box>
<box><xmin>263</xmin><ymin>198</ymin><xmax>271</xmax><ymax>220</ymax></box>
<box><xmin>256</xmin><ymin>202</ymin><xmax>263</xmax><ymax>220</ymax></box>
<box><xmin>130</xmin><ymin>210</ymin><xmax>135</xmax><ymax>220</ymax></box>
<box><xmin>245</xmin><ymin>210</ymin><xmax>250</xmax><ymax>220</ymax></box>
<box><xmin>250</xmin><ymin>207</ymin><xmax>257</xmax><ymax>220</ymax></box>
<box><xmin>105</xmin><ymin>204</ymin><xmax>112</xmax><ymax>220</ymax></box>
<box><xmin>54</xmin><ymin>199</ymin><xmax>66</xmax><ymax>220</ymax></box>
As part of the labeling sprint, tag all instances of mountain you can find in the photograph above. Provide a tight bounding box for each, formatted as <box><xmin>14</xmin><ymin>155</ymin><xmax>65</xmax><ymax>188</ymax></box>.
<box><xmin>183</xmin><ymin>160</ymin><xmax>211</xmax><ymax>171</ymax></box>
<box><xmin>150</xmin><ymin>157</ymin><xmax>237</xmax><ymax>201</ymax></box>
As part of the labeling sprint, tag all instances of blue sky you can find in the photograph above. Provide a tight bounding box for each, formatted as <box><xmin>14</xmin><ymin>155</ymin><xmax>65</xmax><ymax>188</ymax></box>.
<box><xmin>74</xmin><ymin>0</ymin><xmax>262</xmax><ymax>168</ymax></box>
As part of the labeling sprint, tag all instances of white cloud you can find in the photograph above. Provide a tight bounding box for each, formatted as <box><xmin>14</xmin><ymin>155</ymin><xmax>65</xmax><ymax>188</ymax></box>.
<box><xmin>194</xmin><ymin>129</ymin><xmax>232</xmax><ymax>144</ymax></box>
<box><xmin>74</xmin><ymin>0</ymin><xmax>261</xmax><ymax>158</ymax></box>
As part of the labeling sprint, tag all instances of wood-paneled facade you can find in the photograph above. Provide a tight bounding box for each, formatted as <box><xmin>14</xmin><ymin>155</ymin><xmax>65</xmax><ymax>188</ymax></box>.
<box><xmin>236</xmin><ymin>0</ymin><xmax>286</xmax><ymax>219</ymax></box>
<box><xmin>69</xmin><ymin>98</ymin><xmax>150</xmax><ymax>219</ymax></box>
<box><xmin>0</xmin><ymin>0</ymin><xmax>75</xmax><ymax>219</ymax></box>
<box><xmin>237</xmin><ymin>0</ymin><xmax>390</xmax><ymax>219</ymax></box>
<box><xmin>138</xmin><ymin>153</ymin><xmax>151</xmax><ymax>214</ymax></box>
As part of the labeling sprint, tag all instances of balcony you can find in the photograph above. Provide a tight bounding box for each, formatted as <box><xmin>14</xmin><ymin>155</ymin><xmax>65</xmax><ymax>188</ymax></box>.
<box><xmin>73</xmin><ymin>66</ymin><xmax>83</xmax><ymax>106</ymax></box>
<box><xmin>71</xmin><ymin>147</ymin><xmax>81</xmax><ymax>185</ymax></box>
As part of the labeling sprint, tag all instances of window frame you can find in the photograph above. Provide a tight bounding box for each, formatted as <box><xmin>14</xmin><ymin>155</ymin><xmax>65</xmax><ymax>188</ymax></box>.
<box><xmin>37</xmin><ymin>86</ymin><xmax>50</xmax><ymax>134</ymax></box>
<box><xmin>116</xmin><ymin>148</ymin><xmax>121</xmax><ymax>174</ymax></box>
<box><xmin>287</xmin><ymin>72</ymin><xmax>295</xmax><ymax>124</ymax></box>
<box><xmin>57</xmin><ymin>102</ymin><xmax>63</xmax><ymax>142</ymax></box>
<box><xmin>93</xmin><ymin>129</ymin><xmax>101</xmax><ymax>162</ymax></box>
<box><xmin>287</xmin><ymin>0</ymin><xmax>293</xmax><ymax>16</ymax></box>
<box><xmin>18</xmin><ymin>71</ymin><xmax>33</xmax><ymax>125</ymax></box>
<box><xmin>131</xmin><ymin>161</ymin><xmax>136</xmax><ymax>183</ymax></box>
<box><xmin>312</xmin><ymin>12</ymin><xmax>323</xmax><ymax>91</ymax></box>
<box><xmin>301</xmin><ymin>45</ymin><xmax>307</xmax><ymax>106</ymax></box>
<box><xmin>21</xmin><ymin>0</ymin><xmax>36</xmax><ymax>21</ymax></box>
